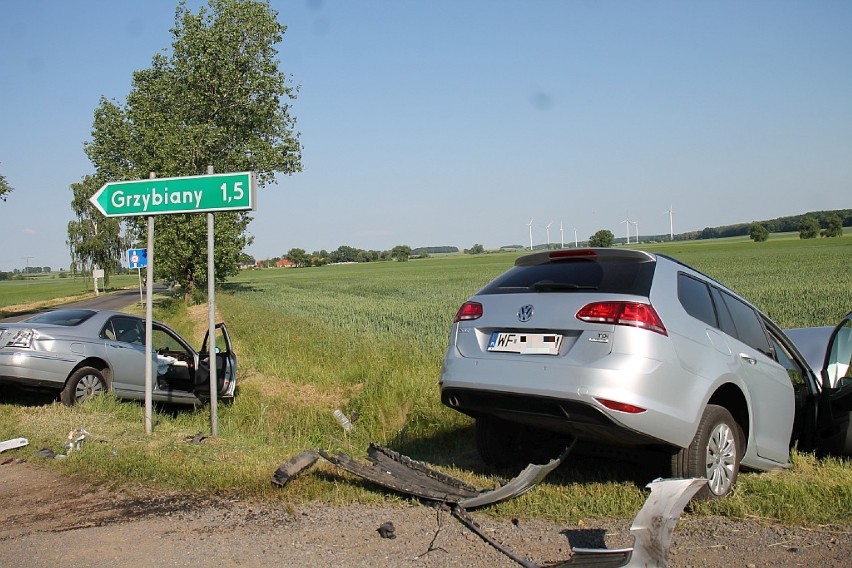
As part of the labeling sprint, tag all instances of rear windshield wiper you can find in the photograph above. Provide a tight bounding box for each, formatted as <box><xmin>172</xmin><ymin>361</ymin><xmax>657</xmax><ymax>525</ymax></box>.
<box><xmin>531</xmin><ymin>281</ymin><xmax>597</xmax><ymax>291</ymax></box>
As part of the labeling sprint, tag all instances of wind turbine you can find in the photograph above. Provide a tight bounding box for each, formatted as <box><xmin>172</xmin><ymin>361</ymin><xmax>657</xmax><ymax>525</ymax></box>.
<box><xmin>621</xmin><ymin>219</ymin><xmax>631</xmax><ymax>245</ymax></box>
<box><xmin>560</xmin><ymin>222</ymin><xmax>565</xmax><ymax>248</ymax></box>
<box><xmin>546</xmin><ymin>221</ymin><xmax>553</xmax><ymax>249</ymax></box>
<box><xmin>574</xmin><ymin>227</ymin><xmax>578</xmax><ymax>248</ymax></box>
<box><xmin>527</xmin><ymin>219</ymin><xmax>534</xmax><ymax>250</ymax></box>
<box><xmin>631</xmin><ymin>220</ymin><xmax>639</xmax><ymax>244</ymax></box>
<box><xmin>665</xmin><ymin>205</ymin><xmax>674</xmax><ymax>240</ymax></box>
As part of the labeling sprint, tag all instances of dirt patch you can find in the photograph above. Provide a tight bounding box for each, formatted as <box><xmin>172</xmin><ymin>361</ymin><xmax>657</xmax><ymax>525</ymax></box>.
<box><xmin>1</xmin><ymin>459</ymin><xmax>849</xmax><ymax>567</ymax></box>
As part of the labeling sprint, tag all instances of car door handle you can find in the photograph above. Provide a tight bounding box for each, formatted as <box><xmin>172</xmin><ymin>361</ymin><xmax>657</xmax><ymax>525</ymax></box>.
<box><xmin>739</xmin><ymin>353</ymin><xmax>757</xmax><ymax>365</ymax></box>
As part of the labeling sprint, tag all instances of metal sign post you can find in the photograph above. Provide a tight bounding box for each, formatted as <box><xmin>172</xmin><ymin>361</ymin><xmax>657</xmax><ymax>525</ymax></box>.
<box><xmin>206</xmin><ymin>165</ymin><xmax>219</xmax><ymax>437</ymax></box>
<box><xmin>144</xmin><ymin>214</ymin><xmax>155</xmax><ymax>435</ymax></box>
<box><xmin>127</xmin><ymin>248</ymin><xmax>148</xmax><ymax>305</ymax></box>
<box><xmin>144</xmin><ymin>175</ymin><xmax>156</xmax><ymax>435</ymax></box>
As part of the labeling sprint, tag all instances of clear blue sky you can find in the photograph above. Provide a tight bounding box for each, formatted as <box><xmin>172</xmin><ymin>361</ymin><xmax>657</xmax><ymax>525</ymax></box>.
<box><xmin>1</xmin><ymin>0</ymin><xmax>850</xmax><ymax>271</ymax></box>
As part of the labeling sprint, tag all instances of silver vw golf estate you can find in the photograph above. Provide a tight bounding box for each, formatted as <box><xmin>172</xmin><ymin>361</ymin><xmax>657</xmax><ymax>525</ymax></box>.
<box><xmin>440</xmin><ymin>249</ymin><xmax>852</xmax><ymax>498</ymax></box>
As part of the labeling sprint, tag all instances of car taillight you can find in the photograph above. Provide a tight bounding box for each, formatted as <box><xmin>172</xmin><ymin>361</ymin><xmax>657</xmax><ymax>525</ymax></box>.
<box><xmin>576</xmin><ymin>301</ymin><xmax>667</xmax><ymax>335</ymax></box>
<box><xmin>596</xmin><ymin>398</ymin><xmax>647</xmax><ymax>414</ymax></box>
<box><xmin>454</xmin><ymin>301</ymin><xmax>483</xmax><ymax>322</ymax></box>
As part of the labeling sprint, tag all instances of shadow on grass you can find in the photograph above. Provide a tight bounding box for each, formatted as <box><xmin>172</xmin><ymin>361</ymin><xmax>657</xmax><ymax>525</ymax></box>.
<box><xmin>0</xmin><ymin>385</ymin><xmax>204</xmax><ymax>422</ymax></box>
<box><xmin>220</xmin><ymin>282</ymin><xmax>263</xmax><ymax>294</ymax></box>
<box><xmin>0</xmin><ymin>385</ymin><xmax>59</xmax><ymax>407</ymax></box>
<box><xmin>384</xmin><ymin>422</ymin><xmax>669</xmax><ymax>491</ymax></box>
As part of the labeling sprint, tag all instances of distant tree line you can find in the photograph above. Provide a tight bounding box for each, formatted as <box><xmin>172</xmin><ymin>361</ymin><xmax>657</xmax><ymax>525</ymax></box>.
<box><xmin>250</xmin><ymin>244</ymin><xmax>418</xmax><ymax>269</ymax></box>
<box><xmin>412</xmin><ymin>246</ymin><xmax>459</xmax><ymax>255</ymax></box>
<box><xmin>0</xmin><ymin>267</ymin><xmax>53</xmax><ymax>280</ymax></box>
<box><xmin>749</xmin><ymin>213</ymin><xmax>843</xmax><ymax>242</ymax></box>
<box><xmin>690</xmin><ymin>209</ymin><xmax>850</xmax><ymax>240</ymax></box>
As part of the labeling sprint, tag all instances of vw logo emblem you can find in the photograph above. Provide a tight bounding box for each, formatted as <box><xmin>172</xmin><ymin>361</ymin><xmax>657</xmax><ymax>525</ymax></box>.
<box><xmin>517</xmin><ymin>304</ymin><xmax>534</xmax><ymax>322</ymax></box>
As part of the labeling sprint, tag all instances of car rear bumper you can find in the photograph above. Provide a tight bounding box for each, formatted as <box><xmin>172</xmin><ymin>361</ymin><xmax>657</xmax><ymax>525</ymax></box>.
<box><xmin>440</xmin><ymin>353</ymin><xmax>703</xmax><ymax>448</ymax></box>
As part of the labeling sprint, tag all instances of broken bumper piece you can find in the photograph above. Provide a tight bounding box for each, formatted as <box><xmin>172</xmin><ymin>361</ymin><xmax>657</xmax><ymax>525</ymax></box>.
<box><xmin>557</xmin><ymin>477</ymin><xmax>706</xmax><ymax>567</ymax></box>
<box><xmin>318</xmin><ymin>442</ymin><xmax>572</xmax><ymax>508</ymax></box>
<box><xmin>271</xmin><ymin>444</ymin><xmax>703</xmax><ymax>568</ymax></box>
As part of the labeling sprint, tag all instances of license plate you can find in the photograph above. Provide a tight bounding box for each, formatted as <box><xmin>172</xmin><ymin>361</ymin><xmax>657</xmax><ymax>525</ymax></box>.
<box><xmin>488</xmin><ymin>332</ymin><xmax>564</xmax><ymax>355</ymax></box>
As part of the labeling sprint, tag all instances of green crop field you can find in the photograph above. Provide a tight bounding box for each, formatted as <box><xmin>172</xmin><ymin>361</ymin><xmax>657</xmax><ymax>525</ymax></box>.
<box><xmin>2</xmin><ymin>236</ymin><xmax>851</xmax><ymax>524</ymax></box>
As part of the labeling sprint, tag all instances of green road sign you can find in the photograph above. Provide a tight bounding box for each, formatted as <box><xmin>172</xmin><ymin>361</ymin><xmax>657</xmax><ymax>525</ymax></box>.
<box><xmin>90</xmin><ymin>172</ymin><xmax>256</xmax><ymax>217</ymax></box>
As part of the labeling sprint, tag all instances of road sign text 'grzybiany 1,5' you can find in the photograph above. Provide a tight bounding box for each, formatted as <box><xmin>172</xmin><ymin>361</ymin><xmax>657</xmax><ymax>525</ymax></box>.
<box><xmin>89</xmin><ymin>172</ymin><xmax>256</xmax><ymax>217</ymax></box>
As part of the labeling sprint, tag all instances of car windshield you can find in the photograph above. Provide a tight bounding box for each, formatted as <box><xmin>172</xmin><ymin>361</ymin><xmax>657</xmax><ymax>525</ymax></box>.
<box><xmin>23</xmin><ymin>309</ymin><xmax>97</xmax><ymax>326</ymax></box>
<box><xmin>480</xmin><ymin>258</ymin><xmax>656</xmax><ymax>295</ymax></box>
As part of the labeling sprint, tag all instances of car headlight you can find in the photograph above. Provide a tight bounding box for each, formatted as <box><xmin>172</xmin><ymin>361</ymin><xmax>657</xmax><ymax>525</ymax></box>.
<box><xmin>5</xmin><ymin>329</ymin><xmax>37</xmax><ymax>348</ymax></box>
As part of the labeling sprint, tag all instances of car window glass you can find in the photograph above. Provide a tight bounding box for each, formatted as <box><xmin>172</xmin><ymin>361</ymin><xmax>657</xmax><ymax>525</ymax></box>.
<box><xmin>826</xmin><ymin>320</ymin><xmax>852</xmax><ymax>389</ymax></box>
<box><xmin>767</xmin><ymin>331</ymin><xmax>806</xmax><ymax>386</ymax></box>
<box><xmin>481</xmin><ymin>258</ymin><xmax>655</xmax><ymax>295</ymax></box>
<box><xmin>677</xmin><ymin>273</ymin><xmax>716</xmax><ymax>327</ymax></box>
<box><xmin>153</xmin><ymin>328</ymin><xmax>186</xmax><ymax>353</ymax></box>
<box><xmin>718</xmin><ymin>291</ymin><xmax>771</xmax><ymax>356</ymax></box>
<box><xmin>710</xmin><ymin>287</ymin><xmax>737</xmax><ymax>338</ymax></box>
<box><xmin>101</xmin><ymin>322</ymin><xmax>117</xmax><ymax>341</ymax></box>
<box><xmin>111</xmin><ymin>317</ymin><xmax>145</xmax><ymax>345</ymax></box>
<box><xmin>24</xmin><ymin>309</ymin><xmax>96</xmax><ymax>326</ymax></box>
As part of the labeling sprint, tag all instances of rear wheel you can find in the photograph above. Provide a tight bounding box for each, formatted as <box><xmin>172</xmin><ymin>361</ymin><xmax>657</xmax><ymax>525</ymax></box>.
<box><xmin>61</xmin><ymin>367</ymin><xmax>107</xmax><ymax>406</ymax></box>
<box><xmin>671</xmin><ymin>404</ymin><xmax>742</xmax><ymax>499</ymax></box>
<box><xmin>475</xmin><ymin>415</ymin><xmax>521</xmax><ymax>467</ymax></box>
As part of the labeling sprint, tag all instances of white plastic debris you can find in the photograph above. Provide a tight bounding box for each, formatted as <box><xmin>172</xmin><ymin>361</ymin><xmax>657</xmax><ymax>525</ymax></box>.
<box><xmin>568</xmin><ymin>477</ymin><xmax>706</xmax><ymax>567</ymax></box>
<box><xmin>333</xmin><ymin>409</ymin><xmax>354</xmax><ymax>432</ymax></box>
<box><xmin>0</xmin><ymin>438</ymin><xmax>29</xmax><ymax>453</ymax></box>
<box><xmin>64</xmin><ymin>428</ymin><xmax>91</xmax><ymax>453</ymax></box>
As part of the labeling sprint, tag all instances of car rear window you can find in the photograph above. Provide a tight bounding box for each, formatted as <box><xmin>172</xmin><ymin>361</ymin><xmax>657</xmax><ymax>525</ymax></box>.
<box><xmin>23</xmin><ymin>309</ymin><xmax>97</xmax><ymax>326</ymax></box>
<box><xmin>479</xmin><ymin>257</ymin><xmax>656</xmax><ymax>295</ymax></box>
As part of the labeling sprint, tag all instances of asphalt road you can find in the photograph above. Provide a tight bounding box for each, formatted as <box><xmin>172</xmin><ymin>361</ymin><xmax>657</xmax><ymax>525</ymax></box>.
<box><xmin>1</xmin><ymin>286</ymin><xmax>165</xmax><ymax>322</ymax></box>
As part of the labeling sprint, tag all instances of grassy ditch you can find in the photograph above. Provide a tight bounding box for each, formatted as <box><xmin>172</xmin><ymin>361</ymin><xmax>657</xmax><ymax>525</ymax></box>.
<box><xmin>1</xmin><ymin>239</ymin><xmax>851</xmax><ymax>525</ymax></box>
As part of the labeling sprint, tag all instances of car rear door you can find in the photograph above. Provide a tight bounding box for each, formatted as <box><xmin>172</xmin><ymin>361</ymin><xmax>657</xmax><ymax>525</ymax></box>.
<box><xmin>102</xmin><ymin>315</ymin><xmax>153</xmax><ymax>397</ymax></box>
<box><xmin>815</xmin><ymin>315</ymin><xmax>852</xmax><ymax>456</ymax></box>
<box><xmin>711</xmin><ymin>288</ymin><xmax>794</xmax><ymax>464</ymax></box>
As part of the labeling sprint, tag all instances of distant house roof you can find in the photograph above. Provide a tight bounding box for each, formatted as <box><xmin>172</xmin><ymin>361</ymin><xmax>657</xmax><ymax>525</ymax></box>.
<box><xmin>276</xmin><ymin>258</ymin><xmax>295</xmax><ymax>268</ymax></box>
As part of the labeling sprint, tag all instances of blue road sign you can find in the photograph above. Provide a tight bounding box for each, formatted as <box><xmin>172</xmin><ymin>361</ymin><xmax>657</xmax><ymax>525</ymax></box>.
<box><xmin>128</xmin><ymin>248</ymin><xmax>148</xmax><ymax>269</ymax></box>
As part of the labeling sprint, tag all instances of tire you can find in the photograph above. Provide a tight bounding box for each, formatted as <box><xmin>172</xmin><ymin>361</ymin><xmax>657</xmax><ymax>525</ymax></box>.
<box><xmin>477</xmin><ymin>415</ymin><xmax>536</xmax><ymax>467</ymax></box>
<box><xmin>671</xmin><ymin>404</ymin><xmax>743</xmax><ymax>499</ymax></box>
<box><xmin>61</xmin><ymin>367</ymin><xmax>107</xmax><ymax>406</ymax></box>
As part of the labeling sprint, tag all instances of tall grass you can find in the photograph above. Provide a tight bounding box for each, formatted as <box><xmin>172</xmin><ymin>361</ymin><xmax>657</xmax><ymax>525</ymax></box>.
<box><xmin>1</xmin><ymin>238</ymin><xmax>850</xmax><ymax>524</ymax></box>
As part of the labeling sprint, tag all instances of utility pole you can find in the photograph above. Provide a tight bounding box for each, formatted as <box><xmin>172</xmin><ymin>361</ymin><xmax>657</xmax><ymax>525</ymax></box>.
<box><xmin>21</xmin><ymin>256</ymin><xmax>33</xmax><ymax>281</ymax></box>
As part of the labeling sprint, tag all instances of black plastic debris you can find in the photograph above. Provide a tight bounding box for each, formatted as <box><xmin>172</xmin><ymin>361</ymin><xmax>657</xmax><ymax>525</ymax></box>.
<box><xmin>377</xmin><ymin>521</ymin><xmax>396</xmax><ymax>539</ymax></box>
<box><xmin>318</xmin><ymin>443</ymin><xmax>571</xmax><ymax>509</ymax></box>
<box><xmin>318</xmin><ymin>444</ymin><xmax>480</xmax><ymax>503</ymax></box>
<box><xmin>271</xmin><ymin>450</ymin><xmax>320</xmax><ymax>487</ymax></box>
<box><xmin>35</xmin><ymin>448</ymin><xmax>55</xmax><ymax>458</ymax></box>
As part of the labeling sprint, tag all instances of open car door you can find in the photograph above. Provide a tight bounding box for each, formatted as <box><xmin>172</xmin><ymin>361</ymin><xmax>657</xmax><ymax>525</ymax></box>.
<box><xmin>816</xmin><ymin>314</ymin><xmax>852</xmax><ymax>456</ymax></box>
<box><xmin>195</xmin><ymin>323</ymin><xmax>237</xmax><ymax>400</ymax></box>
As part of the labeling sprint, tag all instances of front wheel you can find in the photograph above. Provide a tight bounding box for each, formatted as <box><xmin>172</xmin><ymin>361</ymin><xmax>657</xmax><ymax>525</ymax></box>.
<box><xmin>61</xmin><ymin>367</ymin><xmax>107</xmax><ymax>406</ymax></box>
<box><xmin>671</xmin><ymin>404</ymin><xmax>743</xmax><ymax>499</ymax></box>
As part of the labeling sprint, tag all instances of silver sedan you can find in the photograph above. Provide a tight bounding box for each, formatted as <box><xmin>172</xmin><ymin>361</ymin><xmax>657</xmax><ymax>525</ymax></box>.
<box><xmin>0</xmin><ymin>308</ymin><xmax>236</xmax><ymax>406</ymax></box>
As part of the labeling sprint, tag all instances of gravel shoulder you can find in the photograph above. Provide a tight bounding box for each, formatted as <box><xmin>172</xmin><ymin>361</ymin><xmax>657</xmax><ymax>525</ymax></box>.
<box><xmin>1</xmin><ymin>459</ymin><xmax>850</xmax><ymax>567</ymax></box>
